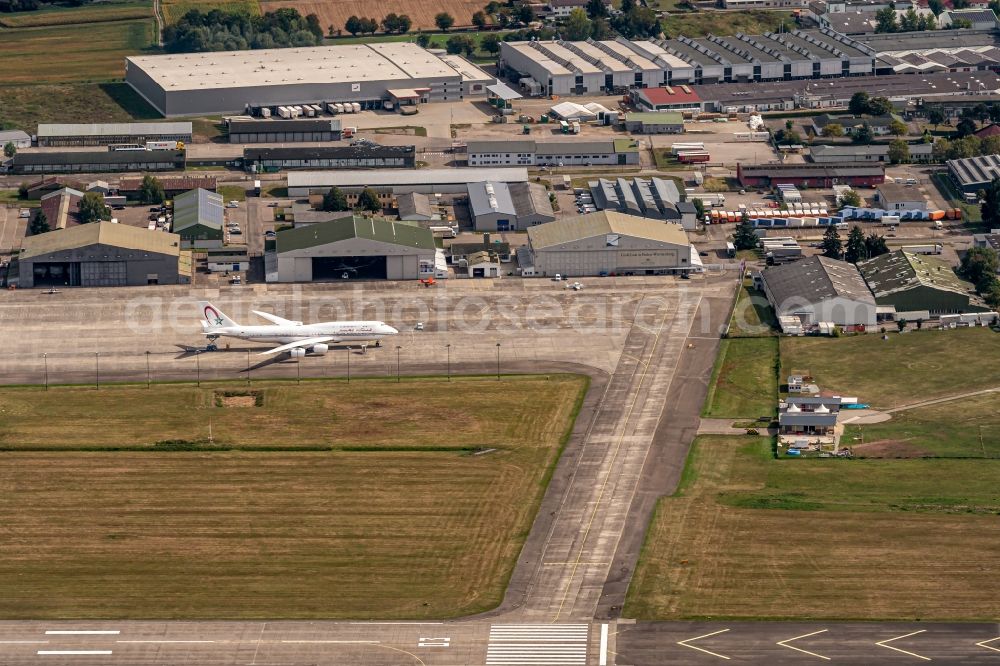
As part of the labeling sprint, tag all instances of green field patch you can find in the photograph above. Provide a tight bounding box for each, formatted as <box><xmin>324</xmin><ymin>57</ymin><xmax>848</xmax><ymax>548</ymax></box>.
<box><xmin>0</xmin><ymin>83</ymin><xmax>160</xmax><ymax>133</ymax></box>
<box><xmin>161</xmin><ymin>0</ymin><xmax>259</xmax><ymax>24</ymax></box>
<box><xmin>703</xmin><ymin>337</ymin><xmax>778</xmax><ymax>419</ymax></box>
<box><xmin>662</xmin><ymin>10</ymin><xmax>795</xmax><ymax>37</ymax></box>
<box><xmin>0</xmin><ymin>0</ymin><xmax>152</xmax><ymax>27</ymax></box>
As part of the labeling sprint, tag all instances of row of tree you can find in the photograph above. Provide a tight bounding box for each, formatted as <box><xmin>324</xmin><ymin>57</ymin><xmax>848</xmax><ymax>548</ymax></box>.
<box><xmin>344</xmin><ymin>13</ymin><xmax>413</xmax><ymax>36</ymax></box>
<box><xmin>0</xmin><ymin>0</ymin><xmax>89</xmax><ymax>12</ymax></box>
<box><xmin>874</xmin><ymin>6</ymin><xmax>937</xmax><ymax>33</ymax></box>
<box><xmin>731</xmin><ymin>217</ymin><xmax>890</xmax><ymax>264</ymax></box>
<box><xmin>321</xmin><ymin>186</ymin><xmax>381</xmax><ymax>214</ymax></box>
<box><xmin>164</xmin><ymin>8</ymin><xmax>323</xmax><ymax>53</ymax></box>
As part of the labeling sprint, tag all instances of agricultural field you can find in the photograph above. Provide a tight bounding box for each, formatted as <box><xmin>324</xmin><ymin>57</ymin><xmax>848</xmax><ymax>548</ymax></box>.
<box><xmin>0</xmin><ymin>375</ymin><xmax>587</xmax><ymax>619</ymax></box>
<box><xmin>0</xmin><ymin>19</ymin><xmax>154</xmax><ymax>85</ymax></box>
<box><xmin>0</xmin><ymin>83</ymin><xmax>159</xmax><ymax>133</ymax></box>
<box><xmin>261</xmin><ymin>0</ymin><xmax>485</xmax><ymax>34</ymax></box>
<box><xmin>702</xmin><ymin>337</ymin><xmax>778</xmax><ymax>420</ymax></box>
<box><xmin>0</xmin><ymin>0</ymin><xmax>151</xmax><ymax>27</ymax></box>
<box><xmin>662</xmin><ymin>10</ymin><xmax>795</xmax><ymax>37</ymax></box>
<box><xmin>161</xmin><ymin>0</ymin><xmax>259</xmax><ymax>24</ymax></box>
<box><xmin>625</xmin><ymin>436</ymin><xmax>1000</xmax><ymax>621</ymax></box>
<box><xmin>781</xmin><ymin>328</ymin><xmax>1000</xmax><ymax>407</ymax></box>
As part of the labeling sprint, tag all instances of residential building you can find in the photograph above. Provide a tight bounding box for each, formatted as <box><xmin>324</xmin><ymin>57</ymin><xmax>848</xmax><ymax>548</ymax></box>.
<box><xmin>760</xmin><ymin>255</ymin><xmax>878</xmax><ymax>328</ymax></box>
<box><xmin>858</xmin><ymin>250</ymin><xmax>986</xmax><ymax>315</ymax></box>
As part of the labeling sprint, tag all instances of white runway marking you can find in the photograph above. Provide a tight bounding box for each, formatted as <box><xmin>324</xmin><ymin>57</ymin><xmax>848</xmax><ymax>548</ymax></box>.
<box><xmin>876</xmin><ymin>630</ymin><xmax>931</xmax><ymax>661</ymax></box>
<box><xmin>0</xmin><ymin>641</ymin><xmax>48</xmax><ymax>644</ymax></box>
<box><xmin>45</xmin><ymin>630</ymin><xmax>120</xmax><ymax>635</ymax></box>
<box><xmin>117</xmin><ymin>640</ymin><xmax>216</xmax><ymax>644</ymax></box>
<box><xmin>598</xmin><ymin>624</ymin><xmax>608</xmax><ymax>666</ymax></box>
<box><xmin>38</xmin><ymin>650</ymin><xmax>113</xmax><ymax>655</ymax></box>
<box><xmin>486</xmin><ymin>624</ymin><xmax>588</xmax><ymax>665</ymax></box>
<box><xmin>418</xmin><ymin>637</ymin><xmax>450</xmax><ymax>647</ymax></box>
<box><xmin>348</xmin><ymin>621</ymin><xmax>443</xmax><ymax>625</ymax></box>
<box><xmin>279</xmin><ymin>640</ymin><xmax>380</xmax><ymax>644</ymax></box>
<box><xmin>776</xmin><ymin>629</ymin><xmax>830</xmax><ymax>660</ymax></box>
<box><xmin>677</xmin><ymin>628</ymin><xmax>731</xmax><ymax>660</ymax></box>
<box><xmin>977</xmin><ymin>636</ymin><xmax>1000</xmax><ymax>653</ymax></box>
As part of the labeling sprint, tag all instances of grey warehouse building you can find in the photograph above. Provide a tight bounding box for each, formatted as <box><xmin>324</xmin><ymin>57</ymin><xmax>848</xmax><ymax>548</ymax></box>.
<box><xmin>36</xmin><ymin>122</ymin><xmax>193</xmax><ymax>147</ymax></box>
<box><xmin>467</xmin><ymin>181</ymin><xmax>556</xmax><ymax>231</ymax></box>
<box><xmin>15</xmin><ymin>221</ymin><xmax>190</xmax><ymax>288</ymax></box>
<box><xmin>125</xmin><ymin>42</ymin><xmax>493</xmax><ymax>117</ymax></box>
<box><xmin>243</xmin><ymin>145</ymin><xmax>415</xmax><ymax>172</ymax></box>
<box><xmin>947</xmin><ymin>153</ymin><xmax>1000</xmax><ymax>194</ymax></box>
<box><xmin>288</xmin><ymin>168</ymin><xmax>529</xmax><ymax>197</ymax></box>
<box><xmin>228</xmin><ymin>118</ymin><xmax>341</xmax><ymax>144</ymax></box>
<box><xmin>269</xmin><ymin>215</ymin><xmax>436</xmax><ymax>282</ymax></box>
<box><xmin>466</xmin><ymin>138</ymin><xmax>640</xmax><ymax>166</ymax></box>
<box><xmin>9</xmin><ymin>150</ymin><xmax>185</xmax><ymax>175</ymax></box>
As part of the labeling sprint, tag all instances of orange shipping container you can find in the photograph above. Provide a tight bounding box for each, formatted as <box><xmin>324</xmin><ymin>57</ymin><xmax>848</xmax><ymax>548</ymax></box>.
<box><xmin>929</xmin><ymin>210</ymin><xmax>946</xmax><ymax>220</ymax></box>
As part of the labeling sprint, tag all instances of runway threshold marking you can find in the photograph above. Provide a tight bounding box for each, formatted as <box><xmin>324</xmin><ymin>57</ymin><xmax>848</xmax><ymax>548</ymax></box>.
<box><xmin>37</xmin><ymin>650</ymin><xmax>112</xmax><ymax>655</ymax></box>
<box><xmin>0</xmin><ymin>641</ymin><xmax>48</xmax><ymax>644</ymax></box>
<box><xmin>45</xmin><ymin>630</ymin><xmax>120</xmax><ymax>635</ymax></box>
<box><xmin>417</xmin><ymin>637</ymin><xmax>450</xmax><ymax>647</ymax></box>
<box><xmin>976</xmin><ymin>636</ymin><xmax>1000</xmax><ymax>653</ymax></box>
<box><xmin>118</xmin><ymin>640</ymin><xmax>217</xmax><ymax>644</ymax></box>
<box><xmin>599</xmin><ymin>624</ymin><xmax>608</xmax><ymax>666</ymax></box>
<box><xmin>876</xmin><ymin>630</ymin><xmax>931</xmax><ymax>661</ymax></box>
<box><xmin>776</xmin><ymin>629</ymin><xmax>830</xmax><ymax>660</ymax></box>
<box><xmin>677</xmin><ymin>628</ymin><xmax>731</xmax><ymax>660</ymax></box>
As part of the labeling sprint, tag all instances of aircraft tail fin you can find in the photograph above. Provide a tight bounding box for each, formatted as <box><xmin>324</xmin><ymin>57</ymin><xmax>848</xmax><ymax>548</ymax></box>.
<box><xmin>198</xmin><ymin>301</ymin><xmax>239</xmax><ymax>330</ymax></box>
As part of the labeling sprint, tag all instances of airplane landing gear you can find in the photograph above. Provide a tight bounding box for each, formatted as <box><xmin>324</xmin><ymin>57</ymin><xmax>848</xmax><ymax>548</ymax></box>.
<box><xmin>206</xmin><ymin>335</ymin><xmax>220</xmax><ymax>352</ymax></box>
<box><xmin>375</xmin><ymin>340</ymin><xmax>381</xmax><ymax>347</ymax></box>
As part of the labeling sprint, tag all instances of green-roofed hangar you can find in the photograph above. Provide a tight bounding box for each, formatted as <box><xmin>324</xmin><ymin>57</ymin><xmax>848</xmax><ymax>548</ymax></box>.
<box><xmin>14</xmin><ymin>221</ymin><xmax>191</xmax><ymax>288</ymax></box>
<box><xmin>268</xmin><ymin>216</ymin><xmax>437</xmax><ymax>282</ymax></box>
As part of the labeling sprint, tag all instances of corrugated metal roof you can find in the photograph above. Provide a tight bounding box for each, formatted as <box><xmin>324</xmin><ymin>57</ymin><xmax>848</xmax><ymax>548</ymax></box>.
<box><xmin>527</xmin><ymin>210</ymin><xmax>688</xmax><ymax>250</ymax></box>
<box><xmin>20</xmin><ymin>221</ymin><xmax>181</xmax><ymax>260</ymax></box>
<box><xmin>469</xmin><ymin>181</ymin><xmax>517</xmax><ymax>217</ymax></box>
<box><xmin>277</xmin><ymin>215</ymin><xmax>435</xmax><ymax>253</ymax></box>
<box><xmin>858</xmin><ymin>250</ymin><xmax>973</xmax><ymax>297</ymax></box>
<box><xmin>763</xmin><ymin>255</ymin><xmax>875</xmax><ymax>305</ymax></box>
<box><xmin>172</xmin><ymin>188</ymin><xmax>224</xmax><ymax>233</ymax></box>
<box><xmin>36</xmin><ymin>123</ymin><xmax>193</xmax><ymax>137</ymax></box>
<box><xmin>288</xmin><ymin>168</ymin><xmax>528</xmax><ymax>188</ymax></box>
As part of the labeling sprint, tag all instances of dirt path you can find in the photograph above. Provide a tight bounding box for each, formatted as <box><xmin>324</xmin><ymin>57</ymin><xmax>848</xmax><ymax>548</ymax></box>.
<box><xmin>153</xmin><ymin>0</ymin><xmax>164</xmax><ymax>47</ymax></box>
<box><xmin>842</xmin><ymin>386</ymin><xmax>1000</xmax><ymax>425</ymax></box>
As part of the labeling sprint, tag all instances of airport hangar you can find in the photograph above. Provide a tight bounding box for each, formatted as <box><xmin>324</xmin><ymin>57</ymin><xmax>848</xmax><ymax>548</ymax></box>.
<box><xmin>125</xmin><ymin>42</ymin><xmax>493</xmax><ymax>117</ymax></box>
<box><xmin>268</xmin><ymin>215</ymin><xmax>437</xmax><ymax>282</ymax></box>
<box><xmin>287</xmin><ymin>168</ymin><xmax>529</xmax><ymax>201</ymax></box>
<box><xmin>14</xmin><ymin>221</ymin><xmax>191</xmax><ymax>288</ymax></box>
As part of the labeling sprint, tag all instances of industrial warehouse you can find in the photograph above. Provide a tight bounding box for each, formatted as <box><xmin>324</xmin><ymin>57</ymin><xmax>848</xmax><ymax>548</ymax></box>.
<box><xmin>125</xmin><ymin>42</ymin><xmax>493</xmax><ymax>116</ymax></box>
<box><xmin>465</xmin><ymin>138</ymin><xmax>641</xmax><ymax>167</ymax></box>
<box><xmin>287</xmin><ymin>168</ymin><xmax>529</xmax><ymax>197</ymax></box>
<box><xmin>35</xmin><ymin>122</ymin><xmax>192</xmax><ymax>147</ymax></box>
<box><xmin>242</xmin><ymin>145</ymin><xmax>416</xmax><ymax>172</ymax></box>
<box><xmin>9</xmin><ymin>150</ymin><xmax>186</xmax><ymax>175</ymax></box>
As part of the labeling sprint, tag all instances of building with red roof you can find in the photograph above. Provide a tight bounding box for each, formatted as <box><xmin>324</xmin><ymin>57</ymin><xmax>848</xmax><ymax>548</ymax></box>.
<box><xmin>974</xmin><ymin>123</ymin><xmax>1000</xmax><ymax>139</ymax></box>
<box><xmin>632</xmin><ymin>86</ymin><xmax>704</xmax><ymax>113</ymax></box>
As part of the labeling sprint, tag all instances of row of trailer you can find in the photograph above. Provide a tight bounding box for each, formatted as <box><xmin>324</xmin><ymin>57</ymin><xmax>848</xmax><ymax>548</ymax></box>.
<box><xmin>709</xmin><ymin>205</ymin><xmax>962</xmax><ymax>226</ymax></box>
<box><xmin>839</xmin><ymin>206</ymin><xmax>962</xmax><ymax>222</ymax></box>
<box><xmin>260</xmin><ymin>102</ymin><xmax>363</xmax><ymax>119</ymax></box>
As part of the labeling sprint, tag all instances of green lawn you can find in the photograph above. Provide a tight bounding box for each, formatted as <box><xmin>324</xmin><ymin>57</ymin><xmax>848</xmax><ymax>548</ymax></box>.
<box><xmin>161</xmin><ymin>0</ymin><xmax>259</xmax><ymax>23</ymax></box>
<box><xmin>0</xmin><ymin>0</ymin><xmax>151</xmax><ymax>27</ymax></box>
<box><xmin>703</xmin><ymin>337</ymin><xmax>778</xmax><ymax>419</ymax></box>
<box><xmin>217</xmin><ymin>185</ymin><xmax>247</xmax><ymax>202</ymax></box>
<box><xmin>625</xmin><ymin>436</ymin><xmax>1000</xmax><ymax>621</ymax></box>
<box><xmin>931</xmin><ymin>171</ymin><xmax>981</xmax><ymax>225</ymax></box>
<box><xmin>662</xmin><ymin>10</ymin><xmax>795</xmax><ymax>37</ymax></box>
<box><xmin>729</xmin><ymin>281</ymin><xmax>778</xmax><ymax>337</ymax></box>
<box><xmin>0</xmin><ymin>83</ymin><xmax>160</xmax><ymax>132</ymax></box>
<box><xmin>781</xmin><ymin>328</ymin><xmax>1000</xmax><ymax>408</ymax></box>
<box><xmin>845</xmin><ymin>392</ymin><xmax>1000</xmax><ymax>458</ymax></box>
<box><xmin>0</xmin><ymin>376</ymin><xmax>587</xmax><ymax>619</ymax></box>
<box><xmin>0</xmin><ymin>20</ymin><xmax>155</xmax><ymax>85</ymax></box>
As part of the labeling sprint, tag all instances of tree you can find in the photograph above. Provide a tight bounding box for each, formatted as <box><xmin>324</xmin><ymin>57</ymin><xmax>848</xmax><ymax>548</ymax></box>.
<box><xmin>852</xmin><ymin>123</ymin><xmax>874</xmax><ymax>145</ymax></box>
<box><xmin>956</xmin><ymin>117</ymin><xmax>977</xmax><ymax>138</ymax></box>
<box><xmin>362</xmin><ymin>17</ymin><xmax>378</xmax><ymax>33</ymax></box>
<box><xmin>28</xmin><ymin>210</ymin><xmax>50</xmax><ymax>236</ymax></box>
<box><xmin>896</xmin><ymin>317</ymin><xmax>907</xmax><ymax>332</ymax></box>
<box><xmin>396</xmin><ymin>14</ymin><xmax>411</xmax><ymax>33</ymax></box>
<box><xmin>138</xmin><ymin>174</ymin><xmax>165</xmax><ymax>205</ymax></box>
<box><xmin>959</xmin><ymin>246</ymin><xmax>1000</xmax><ymax>290</ymax></box>
<box><xmin>516</xmin><ymin>3</ymin><xmax>534</xmax><ymax>24</ymax></box>
<box><xmin>381</xmin><ymin>12</ymin><xmax>400</xmax><ymax>32</ymax></box>
<box><xmin>691</xmin><ymin>197</ymin><xmax>705</xmax><ymax>219</ymax></box>
<box><xmin>785</xmin><ymin>119</ymin><xmax>794</xmax><ymax>131</ymax></box>
<box><xmin>3</xmin><ymin>141</ymin><xmax>16</xmax><ymax>158</ymax></box>
<box><xmin>481</xmin><ymin>32</ymin><xmax>501</xmax><ymax>55</ymax></box>
<box><xmin>915</xmin><ymin>317</ymin><xmax>923</xmax><ymax>330</ymax></box>
<box><xmin>928</xmin><ymin>0</ymin><xmax>944</xmax><ymax>14</ymax></box>
<box><xmin>78</xmin><ymin>192</ymin><xmax>110</xmax><ymax>224</ymax></box>
<box><xmin>434</xmin><ymin>11</ymin><xmax>454</xmax><ymax>31</ymax></box>
<box><xmin>866</xmin><ymin>96</ymin><xmax>894</xmax><ymax>117</ymax></box>
<box><xmin>900</xmin><ymin>6</ymin><xmax>919</xmax><ymax>31</ymax></box>
<box><xmin>821</xmin><ymin>123</ymin><xmax>844</xmax><ymax>138</ymax></box>
<box><xmin>888</xmin><ymin>139</ymin><xmax>910</xmax><ymax>164</ymax></box>
<box><xmin>345</xmin><ymin>15</ymin><xmax>362</xmax><ymax>35</ymax></box>
<box><xmin>587</xmin><ymin>0</ymin><xmax>608</xmax><ymax>18</ymax></box>
<box><xmin>876</xmin><ymin>6</ymin><xmax>898</xmax><ymax>32</ymax></box>
<box><xmin>888</xmin><ymin>119</ymin><xmax>908</xmax><ymax>136</ymax></box>
<box><xmin>305</xmin><ymin>12</ymin><xmax>323</xmax><ymax>38</ymax></box>
<box><xmin>18</xmin><ymin>182</ymin><xmax>28</xmax><ymax>199</ymax></box>
<box><xmin>981</xmin><ymin>177</ymin><xmax>1000</xmax><ymax>229</ymax></box>
<box><xmin>446</xmin><ymin>34</ymin><xmax>475</xmax><ymax>56</ymax></box>
<box><xmin>840</xmin><ymin>189</ymin><xmax>862</xmax><ymax>207</ymax></box>
<box><xmin>820</xmin><ymin>225</ymin><xmax>842</xmax><ymax>259</ymax></box>
<box><xmin>844</xmin><ymin>225</ymin><xmax>867</xmax><ymax>263</ymax></box>
<box><xmin>564</xmin><ymin>8</ymin><xmax>592</xmax><ymax>40</ymax></box>
<box><xmin>732</xmin><ymin>217</ymin><xmax>758</xmax><ymax>251</ymax></box>
<box><xmin>865</xmin><ymin>232</ymin><xmax>890</xmax><ymax>258</ymax></box>
<box><xmin>927</xmin><ymin>106</ymin><xmax>945</xmax><ymax>128</ymax></box>
<box><xmin>471</xmin><ymin>10</ymin><xmax>487</xmax><ymax>29</ymax></box>
<box><xmin>356</xmin><ymin>187</ymin><xmax>382</xmax><ymax>213</ymax></box>
<box><xmin>590</xmin><ymin>16</ymin><xmax>613</xmax><ymax>39</ymax></box>
<box><xmin>849</xmin><ymin>92</ymin><xmax>870</xmax><ymax>116</ymax></box>
<box><xmin>321</xmin><ymin>186</ymin><xmax>348</xmax><ymax>212</ymax></box>
<box><xmin>415</xmin><ymin>33</ymin><xmax>431</xmax><ymax>47</ymax></box>
<box><xmin>983</xmin><ymin>281</ymin><xmax>1000</xmax><ymax>310</ymax></box>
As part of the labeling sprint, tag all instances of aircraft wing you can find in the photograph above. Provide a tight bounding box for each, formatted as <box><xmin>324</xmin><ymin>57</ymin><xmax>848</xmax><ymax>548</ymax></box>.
<box><xmin>252</xmin><ymin>310</ymin><xmax>302</xmax><ymax>326</ymax></box>
<box><xmin>259</xmin><ymin>336</ymin><xmax>336</xmax><ymax>356</ymax></box>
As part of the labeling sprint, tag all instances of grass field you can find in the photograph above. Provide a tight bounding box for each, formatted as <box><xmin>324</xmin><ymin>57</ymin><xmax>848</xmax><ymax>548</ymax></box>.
<box><xmin>662</xmin><ymin>10</ymin><xmax>794</xmax><ymax>37</ymax></box>
<box><xmin>0</xmin><ymin>0</ymin><xmax>152</xmax><ymax>27</ymax></box>
<box><xmin>781</xmin><ymin>328</ymin><xmax>1000</xmax><ymax>407</ymax></box>
<box><xmin>161</xmin><ymin>0</ymin><xmax>259</xmax><ymax>24</ymax></box>
<box><xmin>263</xmin><ymin>0</ymin><xmax>484</xmax><ymax>33</ymax></box>
<box><xmin>625</xmin><ymin>436</ymin><xmax>1000</xmax><ymax>621</ymax></box>
<box><xmin>0</xmin><ymin>20</ymin><xmax>154</xmax><ymax>85</ymax></box>
<box><xmin>0</xmin><ymin>83</ymin><xmax>160</xmax><ymax>132</ymax></box>
<box><xmin>729</xmin><ymin>281</ymin><xmax>778</xmax><ymax>337</ymax></box>
<box><xmin>702</xmin><ymin>337</ymin><xmax>778</xmax><ymax>419</ymax></box>
<box><xmin>218</xmin><ymin>185</ymin><xmax>247</xmax><ymax>202</ymax></box>
<box><xmin>0</xmin><ymin>375</ymin><xmax>587</xmax><ymax>619</ymax></box>
<box><xmin>846</xmin><ymin>393</ymin><xmax>1000</xmax><ymax>458</ymax></box>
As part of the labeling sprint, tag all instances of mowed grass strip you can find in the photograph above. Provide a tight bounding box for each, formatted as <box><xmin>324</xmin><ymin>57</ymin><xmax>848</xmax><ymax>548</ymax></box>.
<box><xmin>702</xmin><ymin>337</ymin><xmax>778</xmax><ymax>419</ymax></box>
<box><xmin>781</xmin><ymin>328</ymin><xmax>1000</xmax><ymax>407</ymax></box>
<box><xmin>0</xmin><ymin>20</ymin><xmax>154</xmax><ymax>84</ymax></box>
<box><xmin>0</xmin><ymin>376</ymin><xmax>585</xmax><ymax>449</ymax></box>
<box><xmin>0</xmin><ymin>0</ymin><xmax>152</xmax><ymax>28</ymax></box>
<box><xmin>0</xmin><ymin>83</ymin><xmax>159</xmax><ymax>133</ymax></box>
<box><xmin>625</xmin><ymin>437</ymin><xmax>1000</xmax><ymax>621</ymax></box>
<box><xmin>661</xmin><ymin>10</ymin><xmax>794</xmax><ymax>37</ymax></box>
<box><xmin>161</xmin><ymin>0</ymin><xmax>259</xmax><ymax>24</ymax></box>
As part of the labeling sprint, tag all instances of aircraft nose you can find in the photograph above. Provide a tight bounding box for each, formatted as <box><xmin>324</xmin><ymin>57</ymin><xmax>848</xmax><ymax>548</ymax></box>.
<box><xmin>385</xmin><ymin>324</ymin><xmax>399</xmax><ymax>335</ymax></box>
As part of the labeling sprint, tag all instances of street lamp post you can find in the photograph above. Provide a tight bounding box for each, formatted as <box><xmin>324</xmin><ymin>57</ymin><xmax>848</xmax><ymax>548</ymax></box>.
<box><xmin>145</xmin><ymin>351</ymin><xmax>151</xmax><ymax>389</ymax></box>
<box><xmin>346</xmin><ymin>346</ymin><xmax>351</xmax><ymax>383</ymax></box>
<box><xmin>496</xmin><ymin>342</ymin><xmax>501</xmax><ymax>381</ymax></box>
<box><xmin>446</xmin><ymin>343</ymin><xmax>451</xmax><ymax>382</ymax></box>
<box><xmin>42</xmin><ymin>353</ymin><xmax>48</xmax><ymax>391</ymax></box>
<box><xmin>95</xmin><ymin>352</ymin><xmax>100</xmax><ymax>390</ymax></box>
<box><xmin>246</xmin><ymin>349</ymin><xmax>251</xmax><ymax>386</ymax></box>
<box><xmin>396</xmin><ymin>346</ymin><xmax>401</xmax><ymax>383</ymax></box>
<box><xmin>196</xmin><ymin>351</ymin><xmax>201</xmax><ymax>387</ymax></box>
<box><xmin>296</xmin><ymin>355</ymin><xmax>301</xmax><ymax>385</ymax></box>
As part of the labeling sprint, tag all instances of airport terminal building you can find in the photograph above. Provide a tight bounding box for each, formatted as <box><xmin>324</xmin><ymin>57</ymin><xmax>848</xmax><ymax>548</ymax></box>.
<box><xmin>125</xmin><ymin>43</ymin><xmax>493</xmax><ymax>116</ymax></box>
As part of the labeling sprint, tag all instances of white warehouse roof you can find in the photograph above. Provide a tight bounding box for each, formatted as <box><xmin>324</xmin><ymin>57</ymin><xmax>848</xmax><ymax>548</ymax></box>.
<box><xmin>288</xmin><ymin>168</ymin><xmax>529</xmax><ymax>188</ymax></box>
<box><xmin>127</xmin><ymin>42</ymin><xmax>483</xmax><ymax>91</ymax></box>
<box><xmin>36</xmin><ymin>122</ymin><xmax>193</xmax><ymax>137</ymax></box>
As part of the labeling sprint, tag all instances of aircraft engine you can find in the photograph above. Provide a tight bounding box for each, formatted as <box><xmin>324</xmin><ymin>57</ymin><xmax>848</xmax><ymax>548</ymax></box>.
<box><xmin>289</xmin><ymin>348</ymin><xmax>306</xmax><ymax>358</ymax></box>
<box><xmin>311</xmin><ymin>343</ymin><xmax>329</xmax><ymax>355</ymax></box>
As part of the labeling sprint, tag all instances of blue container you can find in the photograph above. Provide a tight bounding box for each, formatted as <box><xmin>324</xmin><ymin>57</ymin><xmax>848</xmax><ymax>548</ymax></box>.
<box><xmin>786</xmin><ymin>449</ymin><xmax>801</xmax><ymax>456</ymax></box>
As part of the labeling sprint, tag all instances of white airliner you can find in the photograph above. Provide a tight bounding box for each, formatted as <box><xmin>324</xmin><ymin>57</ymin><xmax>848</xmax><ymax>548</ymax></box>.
<box><xmin>198</xmin><ymin>301</ymin><xmax>398</xmax><ymax>356</ymax></box>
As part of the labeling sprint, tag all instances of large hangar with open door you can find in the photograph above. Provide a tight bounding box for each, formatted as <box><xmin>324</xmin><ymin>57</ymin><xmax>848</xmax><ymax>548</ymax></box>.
<box><xmin>269</xmin><ymin>215</ymin><xmax>436</xmax><ymax>282</ymax></box>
